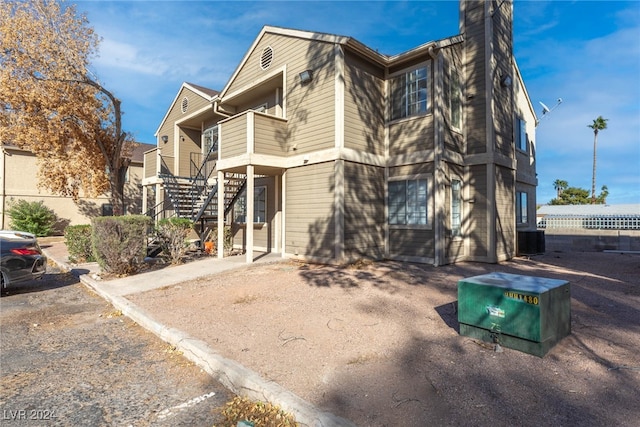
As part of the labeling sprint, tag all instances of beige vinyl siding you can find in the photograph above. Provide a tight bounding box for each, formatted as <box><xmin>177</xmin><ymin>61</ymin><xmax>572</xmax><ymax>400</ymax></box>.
<box><xmin>463</xmin><ymin>1</ymin><xmax>488</xmax><ymax>155</ymax></box>
<box><xmin>343</xmin><ymin>52</ymin><xmax>385</xmax><ymax>155</ymax></box>
<box><xmin>467</xmin><ymin>164</ymin><xmax>488</xmax><ymax>257</ymax></box>
<box><xmin>225</xmin><ymin>33</ymin><xmax>336</xmax><ymax>155</ymax></box>
<box><xmin>493</xmin><ymin>2</ymin><xmax>514</xmax><ymax>158</ymax></box>
<box><xmin>442</xmin><ymin>45</ymin><xmax>465</xmax><ymax>155</ymax></box>
<box><xmin>178</xmin><ymin>128</ymin><xmax>201</xmax><ymax>177</ymax></box>
<box><xmin>389</xmin><ymin>229</ymin><xmax>434</xmax><ymax>258</ymax></box>
<box><xmin>158</xmin><ymin>87</ymin><xmax>211</xmax><ymax>159</ymax></box>
<box><xmin>220</xmin><ymin>114</ymin><xmax>248</xmax><ymax>158</ymax></box>
<box><xmin>254</xmin><ymin>113</ymin><xmax>288</xmax><ymax>156</ymax></box>
<box><xmin>232</xmin><ymin>177</ymin><xmax>276</xmax><ymax>250</ymax></box>
<box><xmin>343</xmin><ymin>162</ymin><xmax>385</xmax><ymax>260</ymax></box>
<box><xmin>285</xmin><ymin>162</ymin><xmax>335</xmax><ymax>259</ymax></box>
<box><xmin>144</xmin><ymin>149</ymin><xmax>157</xmax><ymax>179</ymax></box>
<box><xmin>388</xmin><ymin>116</ymin><xmax>435</xmax><ymax>156</ymax></box>
<box><xmin>495</xmin><ymin>165</ymin><xmax>515</xmax><ymax>257</ymax></box>
<box><xmin>388</xmin><ymin>162</ymin><xmax>432</xmax><ymax>178</ymax></box>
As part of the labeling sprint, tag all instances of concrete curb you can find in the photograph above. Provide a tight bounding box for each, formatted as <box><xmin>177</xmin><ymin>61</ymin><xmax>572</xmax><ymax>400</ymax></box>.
<box><xmin>44</xmin><ymin>246</ymin><xmax>355</xmax><ymax>427</ymax></box>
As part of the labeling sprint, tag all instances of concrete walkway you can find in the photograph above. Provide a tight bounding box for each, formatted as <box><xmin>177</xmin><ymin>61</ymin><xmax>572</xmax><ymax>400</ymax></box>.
<box><xmin>40</xmin><ymin>240</ymin><xmax>355</xmax><ymax>427</ymax></box>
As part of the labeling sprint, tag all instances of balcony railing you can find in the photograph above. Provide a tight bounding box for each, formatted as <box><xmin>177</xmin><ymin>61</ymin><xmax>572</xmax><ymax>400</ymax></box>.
<box><xmin>219</xmin><ymin>111</ymin><xmax>288</xmax><ymax>159</ymax></box>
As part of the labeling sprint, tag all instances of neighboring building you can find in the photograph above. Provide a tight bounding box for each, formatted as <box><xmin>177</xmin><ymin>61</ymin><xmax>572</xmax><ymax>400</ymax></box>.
<box><xmin>143</xmin><ymin>0</ymin><xmax>538</xmax><ymax>266</ymax></box>
<box><xmin>0</xmin><ymin>142</ymin><xmax>154</xmax><ymax>230</ymax></box>
<box><xmin>537</xmin><ymin>204</ymin><xmax>640</xmax><ymax>229</ymax></box>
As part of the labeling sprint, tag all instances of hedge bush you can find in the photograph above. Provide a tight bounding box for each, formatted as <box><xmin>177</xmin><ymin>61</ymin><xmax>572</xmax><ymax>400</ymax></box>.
<box><xmin>156</xmin><ymin>217</ymin><xmax>193</xmax><ymax>264</ymax></box>
<box><xmin>64</xmin><ymin>224</ymin><xmax>95</xmax><ymax>263</ymax></box>
<box><xmin>91</xmin><ymin>215</ymin><xmax>150</xmax><ymax>276</ymax></box>
<box><xmin>6</xmin><ymin>199</ymin><xmax>56</xmax><ymax>237</ymax></box>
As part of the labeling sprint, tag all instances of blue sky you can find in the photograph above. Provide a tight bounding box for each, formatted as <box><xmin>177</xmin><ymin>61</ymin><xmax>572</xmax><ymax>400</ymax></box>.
<box><xmin>74</xmin><ymin>0</ymin><xmax>640</xmax><ymax>206</ymax></box>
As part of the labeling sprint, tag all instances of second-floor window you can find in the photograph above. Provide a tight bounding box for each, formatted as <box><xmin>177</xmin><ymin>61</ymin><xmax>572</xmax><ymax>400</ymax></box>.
<box><xmin>390</xmin><ymin>65</ymin><xmax>429</xmax><ymax>121</ymax></box>
<box><xmin>515</xmin><ymin>118</ymin><xmax>527</xmax><ymax>152</ymax></box>
<box><xmin>203</xmin><ymin>126</ymin><xmax>218</xmax><ymax>155</ymax></box>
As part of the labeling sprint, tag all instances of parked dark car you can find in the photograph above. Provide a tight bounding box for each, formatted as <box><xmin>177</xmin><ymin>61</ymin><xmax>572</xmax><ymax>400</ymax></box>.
<box><xmin>1</xmin><ymin>230</ymin><xmax>47</xmax><ymax>295</ymax></box>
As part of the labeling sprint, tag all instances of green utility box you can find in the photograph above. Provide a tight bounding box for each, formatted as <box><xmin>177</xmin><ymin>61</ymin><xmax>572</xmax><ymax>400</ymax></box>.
<box><xmin>457</xmin><ymin>273</ymin><xmax>570</xmax><ymax>357</ymax></box>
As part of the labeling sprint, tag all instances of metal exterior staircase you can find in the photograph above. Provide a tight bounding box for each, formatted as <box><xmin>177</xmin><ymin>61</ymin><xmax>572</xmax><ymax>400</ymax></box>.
<box><xmin>152</xmin><ymin>137</ymin><xmax>246</xmax><ymax>226</ymax></box>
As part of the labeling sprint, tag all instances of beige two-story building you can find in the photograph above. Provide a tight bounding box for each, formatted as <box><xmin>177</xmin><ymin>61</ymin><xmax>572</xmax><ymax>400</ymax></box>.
<box><xmin>143</xmin><ymin>0</ymin><xmax>538</xmax><ymax>266</ymax></box>
<box><xmin>1</xmin><ymin>142</ymin><xmax>154</xmax><ymax>230</ymax></box>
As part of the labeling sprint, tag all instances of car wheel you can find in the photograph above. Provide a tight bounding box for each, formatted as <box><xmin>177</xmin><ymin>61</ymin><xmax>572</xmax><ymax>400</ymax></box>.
<box><xmin>0</xmin><ymin>272</ymin><xmax>6</xmax><ymax>296</ymax></box>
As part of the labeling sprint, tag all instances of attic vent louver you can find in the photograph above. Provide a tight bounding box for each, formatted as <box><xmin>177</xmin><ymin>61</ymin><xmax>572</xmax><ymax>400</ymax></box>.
<box><xmin>181</xmin><ymin>97</ymin><xmax>189</xmax><ymax>113</ymax></box>
<box><xmin>260</xmin><ymin>46</ymin><xmax>273</xmax><ymax>70</ymax></box>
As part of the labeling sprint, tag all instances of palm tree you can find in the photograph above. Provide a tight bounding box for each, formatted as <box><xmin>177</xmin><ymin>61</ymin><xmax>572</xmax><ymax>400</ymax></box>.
<box><xmin>553</xmin><ymin>179</ymin><xmax>568</xmax><ymax>197</ymax></box>
<box><xmin>587</xmin><ymin>116</ymin><xmax>608</xmax><ymax>204</ymax></box>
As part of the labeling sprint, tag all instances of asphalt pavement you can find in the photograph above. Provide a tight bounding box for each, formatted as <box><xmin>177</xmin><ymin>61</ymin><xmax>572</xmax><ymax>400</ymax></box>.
<box><xmin>39</xmin><ymin>239</ymin><xmax>354</xmax><ymax>427</ymax></box>
<box><xmin>0</xmin><ymin>263</ymin><xmax>232</xmax><ymax>426</ymax></box>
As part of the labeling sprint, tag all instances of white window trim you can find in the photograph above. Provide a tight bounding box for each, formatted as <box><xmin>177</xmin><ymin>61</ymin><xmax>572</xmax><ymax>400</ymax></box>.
<box><xmin>235</xmin><ymin>185</ymin><xmax>267</xmax><ymax>224</ymax></box>
<box><xmin>516</xmin><ymin>191</ymin><xmax>528</xmax><ymax>225</ymax></box>
<box><xmin>515</xmin><ymin>117</ymin><xmax>527</xmax><ymax>153</ymax></box>
<box><xmin>388</xmin><ymin>60</ymin><xmax>431</xmax><ymax>123</ymax></box>
<box><xmin>451</xmin><ymin>177</ymin><xmax>463</xmax><ymax>239</ymax></box>
<box><xmin>388</xmin><ymin>173</ymin><xmax>433</xmax><ymax>230</ymax></box>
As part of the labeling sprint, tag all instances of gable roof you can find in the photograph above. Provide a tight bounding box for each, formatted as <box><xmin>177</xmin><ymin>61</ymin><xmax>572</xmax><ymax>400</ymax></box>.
<box><xmin>154</xmin><ymin>82</ymin><xmax>219</xmax><ymax>137</ymax></box>
<box><xmin>129</xmin><ymin>142</ymin><xmax>156</xmax><ymax>164</ymax></box>
<box><xmin>219</xmin><ymin>25</ymin><xmax>463</xmax><ymax>100</ymax></box>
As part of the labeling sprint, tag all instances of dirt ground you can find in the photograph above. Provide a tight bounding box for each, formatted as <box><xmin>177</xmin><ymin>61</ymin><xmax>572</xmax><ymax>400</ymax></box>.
<box><xmin>128</xmin><ymin>251</ymin><xmax>640</xmax><ymax>427</ymax></box>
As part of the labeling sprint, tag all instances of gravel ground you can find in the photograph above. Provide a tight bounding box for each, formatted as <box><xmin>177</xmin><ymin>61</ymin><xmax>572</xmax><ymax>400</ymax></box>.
<box><xmin>128</xmin><ymin>251</ymin><xmax>640</xmax><ymax>427</ymax></box>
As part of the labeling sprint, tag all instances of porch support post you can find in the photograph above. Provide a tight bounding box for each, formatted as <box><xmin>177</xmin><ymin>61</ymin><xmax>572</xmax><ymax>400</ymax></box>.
<box><xmin>281</xmin><ymin>170</ymin><xmax>287</xmax><ymax>258</ymax></box>
<box><xmin>246</xmin><ymin>165</ymin><xmax>255</xmax><ymax>263</ymax></box>
<box><xmin>217</xmin><ymin>170</ymin><xmax>225</xmax><ymax>259</ymax></box>
<box><xmin>141</xmin><ymin>185</ymin><xmax>148</xmax><ymax>217</ymax></box>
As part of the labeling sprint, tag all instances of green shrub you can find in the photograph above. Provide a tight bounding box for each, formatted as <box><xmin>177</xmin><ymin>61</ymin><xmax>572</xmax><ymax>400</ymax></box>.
<box><xmin>64</xmin><ymin>224</ymin><xmax>95</xmax><ymax>263</ymax></box>
<box><xmin>91</xmin><ymin>215</ymin><xmax>150</xmax><ymax>276</ymax></box>
<box><xmin>156</xmin><ymin>218</ymin><xmax>193</xmax><ymax>264</ymax></box>
<box><xmin>6</xmin><ymin>198</ymin><xmax>56</xmax><ymax>237</ymax></box>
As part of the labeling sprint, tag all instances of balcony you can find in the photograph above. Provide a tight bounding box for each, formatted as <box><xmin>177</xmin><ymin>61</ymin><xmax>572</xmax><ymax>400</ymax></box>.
<box><xmin>219</xmin><ymin>111</ymin><xmax>288</xmax><ymax>160</ymax></box>
<box><xmin>143</xmin><ymin>147</ymin><xmax>177</xmax><ymax>180</ymax></box>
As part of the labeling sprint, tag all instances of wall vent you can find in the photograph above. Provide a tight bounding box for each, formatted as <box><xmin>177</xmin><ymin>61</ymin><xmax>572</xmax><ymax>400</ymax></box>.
<box><xmin>260</xmin><ymin>46</ymin><xmax>274</xmax><ymax>70</ymax></box>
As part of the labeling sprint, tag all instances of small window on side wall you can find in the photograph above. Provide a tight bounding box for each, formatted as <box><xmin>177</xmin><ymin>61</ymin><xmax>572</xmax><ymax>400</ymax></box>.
<box><xmin>451</xmin><ymin>179</ymin><xmax>462</xmax><ymax>237</ymax></box>
<box><xmin>516</xmin><ymin>118</ymin><xmax>527</xmax><ymax>152</ymax></box>
<box><xmin>516</xmin><ymin>191</ymin><xmax>528</xmax><ymax>224</ymax></box>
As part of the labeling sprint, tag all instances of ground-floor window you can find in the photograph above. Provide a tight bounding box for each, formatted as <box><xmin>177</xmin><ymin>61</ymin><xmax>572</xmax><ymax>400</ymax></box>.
<box><xmin>516</xmin><ymin>191</ymin><xmax>528</xmax><ymax>224</ymax></box>
<box><xmin>451</xmin><ymin>179</ymin><xmax>462</xmax><ymax>237</ymax></box>
<box><xmin>388</xmin><ymin>178</ymin><xmax>429</xmax><ymax>226</ymax></box>
<box><xmin>235</xmin><ymin>186</ymin><xmax>267</xmax><ymax>223</ymax></box>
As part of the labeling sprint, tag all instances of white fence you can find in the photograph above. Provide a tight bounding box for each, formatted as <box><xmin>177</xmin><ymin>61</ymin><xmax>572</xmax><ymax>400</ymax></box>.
<box><xmin>538</xmin><ymin>215</ymin><xmax>640</xmax><ymax>230</ymax></box>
